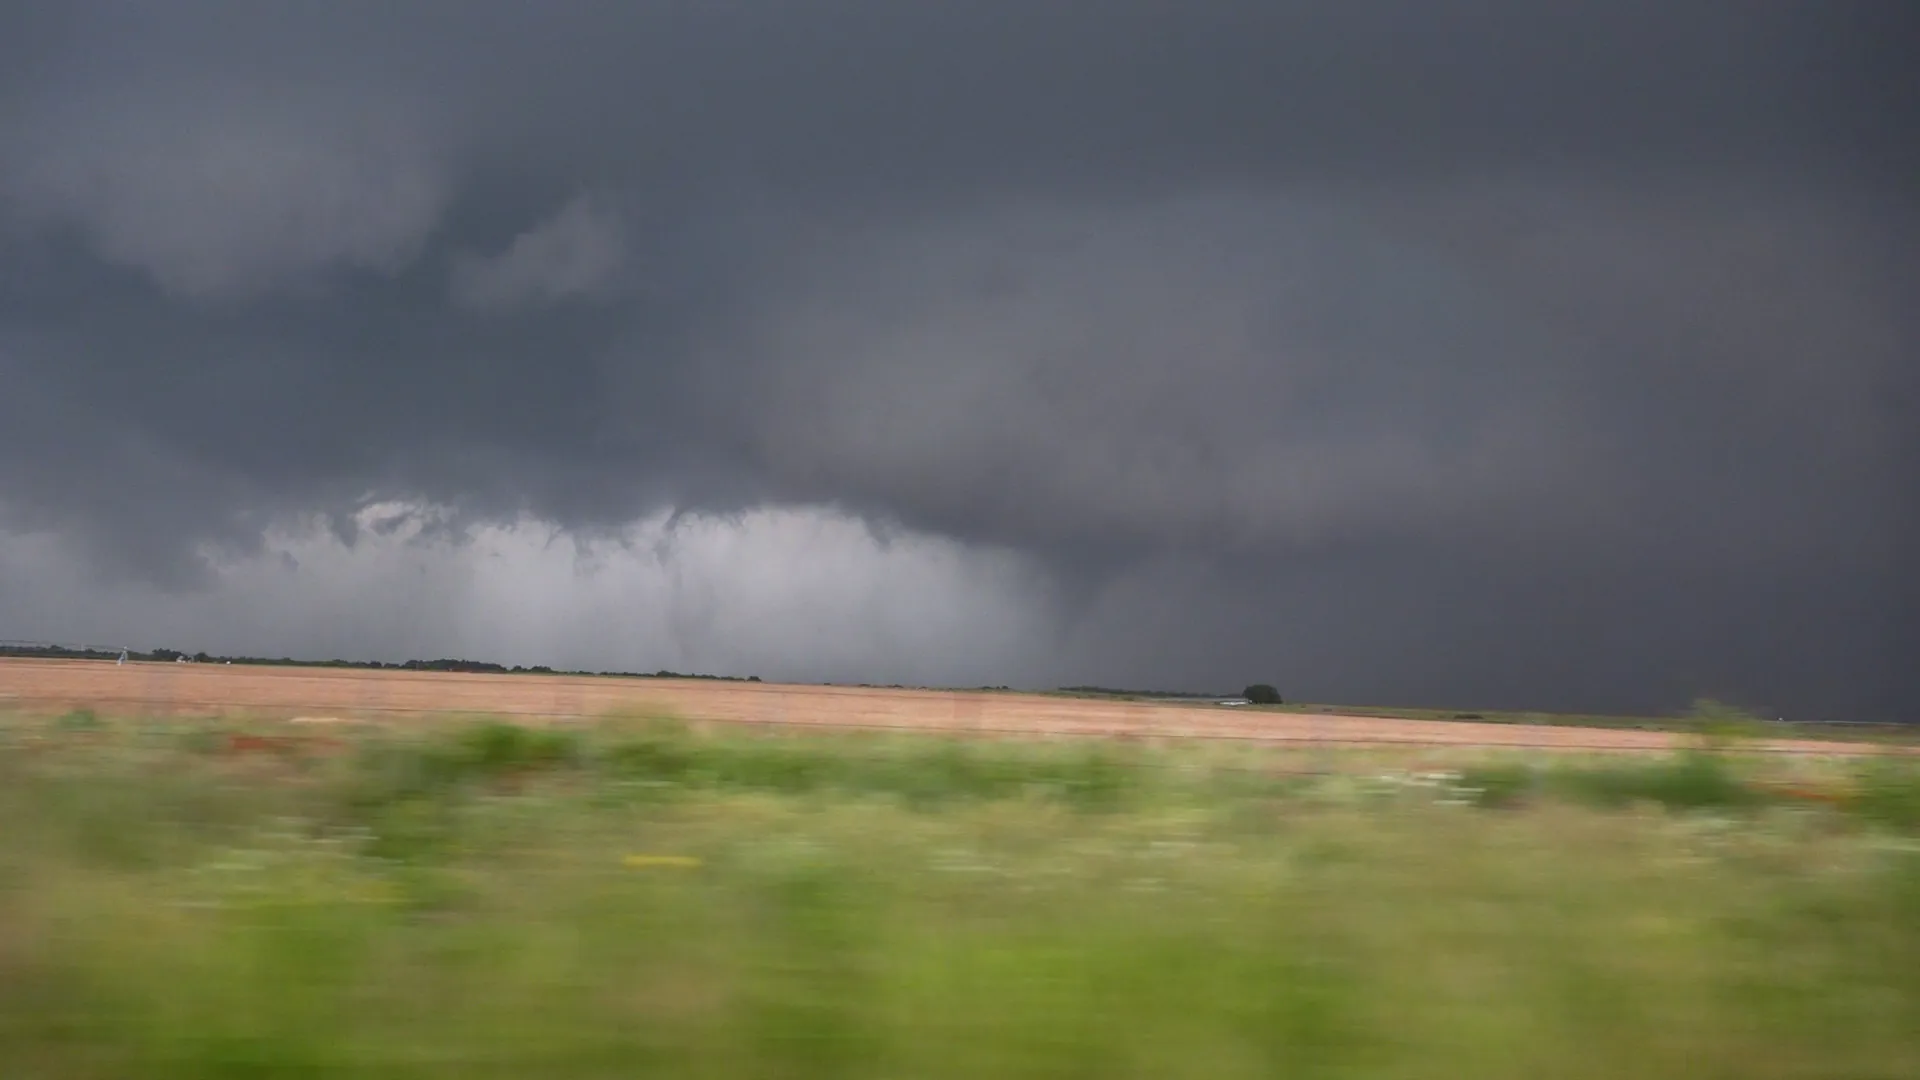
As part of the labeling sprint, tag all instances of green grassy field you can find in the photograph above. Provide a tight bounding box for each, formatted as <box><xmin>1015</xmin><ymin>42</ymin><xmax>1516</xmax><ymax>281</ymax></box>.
<box><xmin>3</xmin><ymin>711</ymin><xmax>1918</xmax><ymax>1078</ymax></box>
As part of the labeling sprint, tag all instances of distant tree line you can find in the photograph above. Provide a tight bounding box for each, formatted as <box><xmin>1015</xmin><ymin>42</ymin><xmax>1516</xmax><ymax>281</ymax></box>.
<box><xmin>1058</xmin><ymin>685</ymin><xmax>1241</xmax><ymax>700</ymax></box>
<box><xmin>0</xmin><ymin>642</ymin><xmax>124</xmax><ymax>662</ymax></box>
<box><xmin>0</xmin><ymin>643</ymin><xmax>759</xmax><ymax>683</ymax></box>
<box><xmin>1056</xmin><ymin>683</ymin><xmax>1286</xmax><ymax>705</ymax></box>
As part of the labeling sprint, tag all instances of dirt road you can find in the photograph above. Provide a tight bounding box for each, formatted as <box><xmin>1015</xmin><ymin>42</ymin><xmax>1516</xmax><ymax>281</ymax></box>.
<box><xmin>0</xmin><ymin>657</ymin><xmax>1887</xmax><ymax>755</ymax></box>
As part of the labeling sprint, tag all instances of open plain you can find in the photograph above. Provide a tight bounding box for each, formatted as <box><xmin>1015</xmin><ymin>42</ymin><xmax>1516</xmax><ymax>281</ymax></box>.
<box><xmin>0</xmin><ymin>656</ymin><xmax>1887</xmax><ymax>754</ymax></box>
<box><xmin>6</xmin><ymin>658</ymin><xmax>1918</xmax><ymax>1076</ymax></box>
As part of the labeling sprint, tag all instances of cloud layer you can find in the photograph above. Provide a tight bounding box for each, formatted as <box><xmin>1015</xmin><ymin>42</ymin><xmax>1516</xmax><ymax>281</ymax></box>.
<box><xmin>450</xmin><ymin>196</ymin><xmax>626</xmax><ymax>311</ymax></box>
<box><xmin>1</xmin><ymin>2</ymin><xmax>1913</xmax><ymax>717</ymax></box>
<box><xmin>0</xmin><ymin>504</ymin><xmax>1055</xmax><ymax>688</ymax></box>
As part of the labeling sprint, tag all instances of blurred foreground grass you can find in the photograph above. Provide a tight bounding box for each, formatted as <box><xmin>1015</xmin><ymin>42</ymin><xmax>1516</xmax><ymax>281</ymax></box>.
<box><xmin>2</xmin><ymin>711</ymin><xmax>1917</xmax><ymax>1078</ymax></box>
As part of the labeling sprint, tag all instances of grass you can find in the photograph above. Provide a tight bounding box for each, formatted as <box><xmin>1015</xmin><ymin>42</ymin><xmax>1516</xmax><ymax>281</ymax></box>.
<box><xmin>2</xmin><ymin>710</ymin><xmax>1918</xmax><ymax>1078</ymax></box>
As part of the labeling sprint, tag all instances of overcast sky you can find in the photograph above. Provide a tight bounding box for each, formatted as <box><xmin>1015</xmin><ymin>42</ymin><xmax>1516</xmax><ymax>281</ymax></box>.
<box><xmin>1</xmin><ymin>2</ymin><xmax>1914</xmax><ymax>718</ymax></box>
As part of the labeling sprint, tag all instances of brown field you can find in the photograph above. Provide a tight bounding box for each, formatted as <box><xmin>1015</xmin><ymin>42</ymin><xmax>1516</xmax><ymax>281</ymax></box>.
<box><xmin>0</xmin><ymin>656</ymin><xmax>1895</xmax><ymax>756</ymax></box>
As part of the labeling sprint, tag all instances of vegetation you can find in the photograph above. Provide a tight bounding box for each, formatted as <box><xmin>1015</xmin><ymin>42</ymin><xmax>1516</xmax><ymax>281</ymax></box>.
<box><xmin>2</xmin><ymin>711</ymin><xmax>1918</xmax><ymax>1078</ymax></box>
<box><xmin>1055</xmin><ymin>685</ymin><xmax>1231</xmax><ymax>700</ymax></box>
<box><xmin>1256</xmin><ymin>698</ymin><xmax>1917</xmax><ymax>743</ymax></box>
<box><xmin>1243</xmin><ymin>683</ymin><xmax>1283</xmax><ymax>705</ymax></box>
<box><xmin>0</xmin><ymin>641</ymin><xmax>761</xmax><ymax>682</ymax></box>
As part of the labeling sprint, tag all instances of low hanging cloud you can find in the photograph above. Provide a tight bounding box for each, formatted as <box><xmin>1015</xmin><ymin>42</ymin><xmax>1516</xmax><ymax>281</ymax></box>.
<box><xmin>0</xmin><ymin>504</ymin><xmax>1056</xmax><ymax>687</ymax></box>
<box><xmin>0</xmin><ymin>2</ymin><xmax>1914</xmax><ymax>718</ymax></box>
<box><xmin>706</xmin><ymin>187</ymin><xmax>1910</xmax><ymax>576</ymax></box>
<box><xmin>449</xmin><ymin>196</ymin><xmax>628</xmax><ymax>311</ymax></box>
<box><xmin>1</xmin><ymin>88</ymin><xmax>446</xmax><ymax>299</ymax></box>
<box><xmin>717</xmin><ymin>195</ymin><xmax>1592</xmax><ymax>557</ymax></box>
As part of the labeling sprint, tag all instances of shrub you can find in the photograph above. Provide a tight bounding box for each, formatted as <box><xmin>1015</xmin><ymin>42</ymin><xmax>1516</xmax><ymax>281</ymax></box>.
<box><xmin>1683</xmin><ymin>698</ymin><xmax>1772</xmax><ymax>748</ymax></box>
<box><xmin>452</xmin><ymin>720</ymin><xmax>582</xmax><ymax>776</ymax></box>
<box><xmin>1849</xmin><ymin>759</ymin><xmax>1920</xmax><ymax>831</ymax></box>
<box><xmin>55</xmin><ymin>707</ymin><xmax>103</xmax><ymax>732</ymax></box>
<box><xmin>1549</xmin><ymin>751</ymin><xmax>1756</xmax><ymax>812</ymax></box>
<box><xmin>1457</xmin><ymin>762</ymin><xmax>1534</xmax><ymax>808</ymax></box>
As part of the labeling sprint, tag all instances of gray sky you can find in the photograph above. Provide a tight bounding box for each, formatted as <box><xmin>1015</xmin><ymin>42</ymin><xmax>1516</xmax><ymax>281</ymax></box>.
<box><xmin>1</xmin><ymin>2</ymin><xmax>1914</xmax><ymax>718</ymax></box>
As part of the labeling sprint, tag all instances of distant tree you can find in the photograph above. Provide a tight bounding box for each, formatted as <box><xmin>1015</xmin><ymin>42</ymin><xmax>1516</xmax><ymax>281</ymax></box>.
<box><xmin>1243</xmin><ymin>683</ymin><xmax>1283</xmax><ymax>705</ymax></box>
<box><xmin>192</xmin><ymin>652</ymin><xmax>212</xmax><ymax>664</ymax></box>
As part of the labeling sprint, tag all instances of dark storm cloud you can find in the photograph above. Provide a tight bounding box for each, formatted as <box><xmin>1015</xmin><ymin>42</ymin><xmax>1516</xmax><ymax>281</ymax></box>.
<box><xmin>1</xmin><ymin>2</ymin><xmax>1914</xmax><ymax>716</ymax></box>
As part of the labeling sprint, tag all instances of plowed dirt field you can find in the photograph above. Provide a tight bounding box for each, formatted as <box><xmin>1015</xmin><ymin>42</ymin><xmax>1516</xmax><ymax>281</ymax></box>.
<box><xmin>1</xmin><ymin>657</ymin><xmax>1890</xmax><ymax>755</ymax></box>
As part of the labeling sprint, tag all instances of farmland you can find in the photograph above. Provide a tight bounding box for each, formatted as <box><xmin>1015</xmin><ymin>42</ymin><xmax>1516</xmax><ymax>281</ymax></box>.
<box><xmin>0</xmin><ymin>657</ymin><xmax>1896</xmax><ymax>754</ymax></box>
<box><xmin>4</xmin><ymin>660</ymin><xmax>1918</xmax><ymax>1076</ymax></box>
